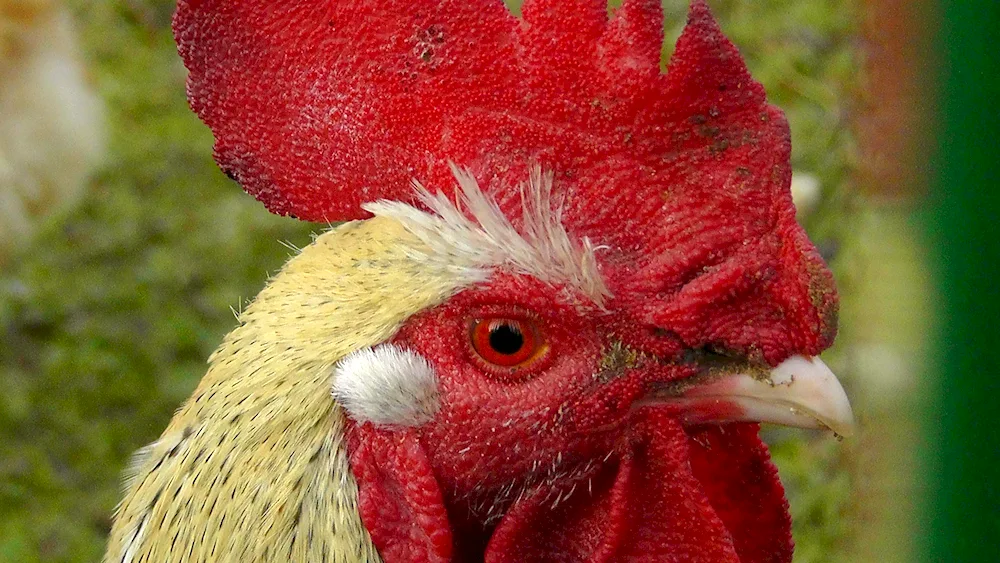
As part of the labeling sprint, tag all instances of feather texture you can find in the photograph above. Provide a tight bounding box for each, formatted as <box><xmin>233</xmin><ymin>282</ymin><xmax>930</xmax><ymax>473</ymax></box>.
<box><xmin>105</xmin><ymin>217</ymin><xmax>470</xmax><ymax>562</ymax></box>
<box><xmin>332</xmin><ymin>344</ymin><xmax>441</xmax><ymax>427</ymax></box>
<box><xmin>366</xmin><ymin>165</ymin><xmax>610</xmax><ymax>305</ymax></box>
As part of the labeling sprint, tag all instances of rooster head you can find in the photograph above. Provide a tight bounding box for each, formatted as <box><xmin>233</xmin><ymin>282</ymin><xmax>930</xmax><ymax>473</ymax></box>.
<box><xmin>173</xmin><ymin>1</ymin><xmax>853</xmax><ymax>562</ymax></box>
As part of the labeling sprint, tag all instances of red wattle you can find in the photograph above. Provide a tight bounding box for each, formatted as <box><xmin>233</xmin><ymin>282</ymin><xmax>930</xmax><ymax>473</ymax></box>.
<box><xmin>346</xmin><ymin>422</ymin><xmax>453</xmax><ymax>563</ymax></box>
<box><xmin>687</xmin><ymin>424</ymin><xmax>794</xmax><ymax>563</ymax></box>
<box><xmin>485</xmin><ymin>410</ymin><xmax>789</xmax><ymax>562</ymax></box>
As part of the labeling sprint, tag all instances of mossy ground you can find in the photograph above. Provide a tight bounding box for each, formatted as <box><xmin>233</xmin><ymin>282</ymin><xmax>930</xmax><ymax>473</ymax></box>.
<box><xmin>0</xmin><ymin>1</ymin><xmax>870</xmax><ymax>561</ymax></box>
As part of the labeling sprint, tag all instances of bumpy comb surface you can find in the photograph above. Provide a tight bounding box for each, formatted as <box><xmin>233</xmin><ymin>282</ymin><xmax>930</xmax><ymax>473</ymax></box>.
<box><xmin>174</xmin><ymin>1</ymin><xmax>766</xmax><ymax>223</ymax></box>
<box><xmin>175</xmin><ymin>0</ymin><xmax>837</xmax><ymax>361</ymax></box>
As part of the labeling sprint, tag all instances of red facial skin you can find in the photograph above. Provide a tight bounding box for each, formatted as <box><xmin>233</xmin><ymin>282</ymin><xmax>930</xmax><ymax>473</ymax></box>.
<box><xmin>345</xmin><ymin>273</ymin><xmax>793</xmax><ymax>562</ymax></box>
<box><xmin>173</xmin><ymin>1</ymin><xmax>839</xmax><ymax>560</ymax></box>
<box><xmin>173</xmin><ymin>0</ymin><xmax>838</xmax><ymax>367</ymax></box>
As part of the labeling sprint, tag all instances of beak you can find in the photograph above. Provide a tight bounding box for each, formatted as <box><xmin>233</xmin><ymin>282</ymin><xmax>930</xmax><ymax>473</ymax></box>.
<box><xmin>648</xmin><ymin>355</ymin><xmax>855</xmax><ymax>437</ymax></box>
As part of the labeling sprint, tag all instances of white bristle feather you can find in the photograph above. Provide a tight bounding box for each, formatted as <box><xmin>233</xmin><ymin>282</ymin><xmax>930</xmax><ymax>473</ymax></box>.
<box><xmin>363</xmin><ymin>164</ymin><xmax>611</xmax><ymax>305</ymax></box>
<box><xmin>331</xmin><ymin>344</ymin><xmax>440</xmax><ymax>427</ymax></box>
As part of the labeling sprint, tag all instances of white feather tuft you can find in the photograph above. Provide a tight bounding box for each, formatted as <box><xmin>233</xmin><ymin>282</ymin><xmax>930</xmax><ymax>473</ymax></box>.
<box><xmin>331</xmin><ymin>344</ymin><xmax>440</xmax><ymax>427</ymax></box>
<box><xmin>363</xmin><ymin>164</ymin><xmax>611</xmax><ymax>305</ymax></box>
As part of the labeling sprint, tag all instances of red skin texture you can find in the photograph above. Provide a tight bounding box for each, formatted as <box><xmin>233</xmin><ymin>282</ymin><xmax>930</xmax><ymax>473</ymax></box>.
<box><xmin>173</xmin><ymin>0</ymin><xmax>837</xmax><ymax>365</ymax></box>
<box><xmin>348</xmin><ymin>427</ymin><xmax>453</xmax><ymax>562</ymax></box>
<box><xmin>344</xmin><ymin>274</ymin><xmax>792</xmax><ymax>562</ymax></box>
<box><xmin>174</xmin><ymin>1</ymin><xmax>837</xmax><ymax>561</ymax></box>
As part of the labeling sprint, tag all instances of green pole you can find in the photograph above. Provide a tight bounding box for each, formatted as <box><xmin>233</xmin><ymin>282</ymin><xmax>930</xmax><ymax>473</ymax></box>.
<box><xmin>924</xmin><ymin>0</ymin><xmax>1000</xmax><ymax>560</ymax></box>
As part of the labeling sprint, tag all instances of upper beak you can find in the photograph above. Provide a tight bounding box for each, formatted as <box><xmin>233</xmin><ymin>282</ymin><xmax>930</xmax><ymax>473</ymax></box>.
<box><xmin>647</xmin><ymin>355</ymin><xmax>855</xmax><ymax>437</ymax></box>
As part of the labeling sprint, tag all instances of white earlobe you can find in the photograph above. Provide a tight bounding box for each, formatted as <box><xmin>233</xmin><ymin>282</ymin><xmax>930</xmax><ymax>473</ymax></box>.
<box><xmin>331</xmin><ymin>344</ymin><xmax>440</xmax><ymax>427</ymax></box>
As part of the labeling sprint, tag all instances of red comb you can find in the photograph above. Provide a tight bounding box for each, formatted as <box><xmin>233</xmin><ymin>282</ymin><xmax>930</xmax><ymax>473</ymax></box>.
<box><xmin>174</xmin><ymin>0</ymin><xmax>764</xmax><ymax>222</ymax></box>
<box><xmin>175</xmin><ymin>0</ymin><xmax>838</xmax><ymax>362</ymax></box>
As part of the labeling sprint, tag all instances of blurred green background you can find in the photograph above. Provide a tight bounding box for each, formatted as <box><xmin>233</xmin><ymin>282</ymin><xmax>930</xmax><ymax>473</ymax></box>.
<box><xmin>0</xmin><ymin>0</ymin><xmax>932</xmax><ymax>561</ymax></box>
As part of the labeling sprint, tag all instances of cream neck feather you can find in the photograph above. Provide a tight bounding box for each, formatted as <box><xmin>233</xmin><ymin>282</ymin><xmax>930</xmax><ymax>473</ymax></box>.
<box><xmin>106</xmin><ymin>216</ymin><xmax>467</xmax><ymax>563</ymax></box>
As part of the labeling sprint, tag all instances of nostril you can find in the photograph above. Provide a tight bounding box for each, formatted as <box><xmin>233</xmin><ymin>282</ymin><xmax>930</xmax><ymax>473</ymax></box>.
<box><xmin>651</xmin><ymin>327</ymin><xmax>678</xmax><ymax>339</ymax></box>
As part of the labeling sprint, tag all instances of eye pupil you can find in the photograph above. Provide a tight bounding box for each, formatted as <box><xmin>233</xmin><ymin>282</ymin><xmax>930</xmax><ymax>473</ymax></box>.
<box><xmin>489</xmin><ymin>324</ymin><xmax>524</xmax><ymax>355</ymax></box>
<box><xmin>470</xmin><ymin>317</ymin><xmax>546</xmax><ymax>373</ymax></box>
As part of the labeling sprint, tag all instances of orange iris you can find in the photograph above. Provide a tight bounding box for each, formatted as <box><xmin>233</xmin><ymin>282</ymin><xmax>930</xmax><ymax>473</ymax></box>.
<box><xmin>470</xmin><ymin>318</ymin><xmax>546</xmax><ymax>370</ymax></box>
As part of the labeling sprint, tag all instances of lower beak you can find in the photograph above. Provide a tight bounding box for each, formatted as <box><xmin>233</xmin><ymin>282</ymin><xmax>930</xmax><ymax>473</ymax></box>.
<box><xmin>646</xmin><ymin>355</ymin><xmax>855</xmax><ymax>437</ymax></box>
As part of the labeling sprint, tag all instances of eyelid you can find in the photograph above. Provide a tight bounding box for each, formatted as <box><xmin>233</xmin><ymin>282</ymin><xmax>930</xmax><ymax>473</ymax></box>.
<box><xmin>487</xmin><ymin>319</ymin><xmax>521</xmax><ymax>333</ymax></box>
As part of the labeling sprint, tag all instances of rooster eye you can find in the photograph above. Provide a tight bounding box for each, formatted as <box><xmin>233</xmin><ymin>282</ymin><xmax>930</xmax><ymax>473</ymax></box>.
<box><xmin>470</xmin><ymin>318</ymin><xmax>546</xmax><ymax>371</ymax></box>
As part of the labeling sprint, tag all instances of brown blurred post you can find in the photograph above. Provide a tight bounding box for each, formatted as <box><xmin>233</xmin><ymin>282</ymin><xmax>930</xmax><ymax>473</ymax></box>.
<box><xmin>847</xmin><ymin>0</ymin><xmax>936</xmax><ymax>561</ymax></box>
<box><xmin>857</xmin><ymin>0</ymin><xmax>935</xmax><ymax>201</ymax></box>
